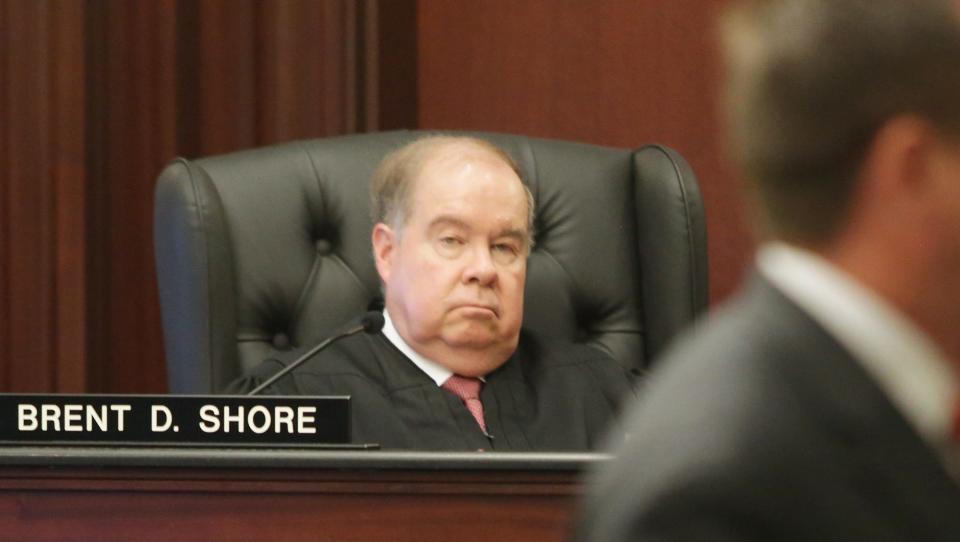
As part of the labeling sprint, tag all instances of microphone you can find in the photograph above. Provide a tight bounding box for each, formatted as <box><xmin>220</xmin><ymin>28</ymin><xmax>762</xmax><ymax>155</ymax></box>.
<box><xmin>247</xmin><ymin>311</ymin><xmax>385</xmax><ymax>396</ymax></box>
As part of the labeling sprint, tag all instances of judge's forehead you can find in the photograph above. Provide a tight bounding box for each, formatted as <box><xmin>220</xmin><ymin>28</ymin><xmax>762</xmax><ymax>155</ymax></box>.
<box><xmin>412</xmin><ymin>144</ymin><xmax>522</xmax><ymax>201</ymax></box>
<box><xmin>417</xmin><ymin>140</ymin><xmax>515</xmax><ymax>174</ymax></box>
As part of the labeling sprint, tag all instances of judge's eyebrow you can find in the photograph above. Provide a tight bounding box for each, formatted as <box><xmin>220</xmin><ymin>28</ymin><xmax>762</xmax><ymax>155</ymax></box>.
<box><xmin>495</xmin><ymin>228</ymin><xmax>527</xmax><ymax>244</ymax></box>
<box><xmin>428</xmin><ymin>215</ymin><xmax>527</xmax><ymax>242</ymax></box>
<box><xmin>427</xmin><ymin>215</ymin><xmax>470</xmax><ymax>232</ymax></box>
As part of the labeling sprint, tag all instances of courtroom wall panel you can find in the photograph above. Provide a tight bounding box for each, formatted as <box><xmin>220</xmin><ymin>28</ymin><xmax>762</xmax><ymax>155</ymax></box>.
<box><xmin>1</xmin><ymin>0</ymin><xmax>740</xmax><ymax>394</ymax></box>
<box><xmin>84</xmin><ymin>0</ymin><xmax>364</xmax><ymax>393</ymax></box>
<box><xmin>0</xmin><ymin>0</ymin><xmax>88</xmax><ymax>392</ymax></box>
<box><xmin>83</xmin><ymin>0</ymin><xmax>179</xmax><ymax>395</ymax></box>
<box><xmin>0</xmin><ymin>0</ymin><xmax>404</xmax><ymax>393</ymax></box>
<box><xmin>416</xmin><ymin>0</ymin><xmax>751</xmax><ymax>302</ymax></box>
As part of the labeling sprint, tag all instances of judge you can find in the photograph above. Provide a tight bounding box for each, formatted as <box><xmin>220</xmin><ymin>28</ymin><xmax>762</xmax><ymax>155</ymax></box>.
<box><xmin>228</xmin><ymin>136</ymin><xmax>634</xmax><ymax>451</ymax></box>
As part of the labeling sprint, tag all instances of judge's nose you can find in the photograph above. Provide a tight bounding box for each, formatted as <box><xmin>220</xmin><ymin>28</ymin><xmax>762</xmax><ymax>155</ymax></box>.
<box><xmin>462</xmin><ymin>245</ymin><xmax>498</xmax><ymax>286</ymax></box>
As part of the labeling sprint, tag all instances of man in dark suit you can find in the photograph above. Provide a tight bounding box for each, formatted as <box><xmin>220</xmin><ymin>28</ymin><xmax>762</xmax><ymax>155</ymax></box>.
<box><xmin>576</xmin><ymin>0</ymin><xmax>960</xmax><ymax>539</ymax></box>
<box><xmin>229</xmin><ymin>136</ymin><xmax>634</xmax><ymax>450</ymax></box>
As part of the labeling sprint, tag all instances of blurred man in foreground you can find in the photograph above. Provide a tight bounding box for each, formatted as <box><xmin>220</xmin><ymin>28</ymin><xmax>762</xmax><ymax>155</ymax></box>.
<box><xmin>230</xmin><ymin>136</ymin><xmax>633</xmax><ymax>450</ymax></box>
<box><xmin>577</xmin><ymin>0</ymin><xmax>960</xmax><ymax>539</ymax></box>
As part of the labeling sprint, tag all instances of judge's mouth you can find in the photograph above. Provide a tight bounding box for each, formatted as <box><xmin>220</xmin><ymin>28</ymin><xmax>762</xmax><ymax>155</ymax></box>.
<box><xmin>451</xmin><ymin>303</ymin><xmax>499</xmax><ymax>317</ymax></box>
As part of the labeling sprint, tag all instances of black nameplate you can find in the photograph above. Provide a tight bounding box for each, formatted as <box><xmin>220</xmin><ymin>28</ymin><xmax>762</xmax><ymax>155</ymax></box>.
<box><xmin>0</xmin><ymin>394</ymin><xmax>351</xmax><ymax>448</ymax></box>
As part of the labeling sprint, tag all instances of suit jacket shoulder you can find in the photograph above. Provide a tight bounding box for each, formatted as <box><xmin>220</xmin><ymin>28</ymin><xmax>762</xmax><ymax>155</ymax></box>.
<box><xmin>577</xmin><ymin>275</ymin><xmax>960</xmax><ymax>541</ymax></box>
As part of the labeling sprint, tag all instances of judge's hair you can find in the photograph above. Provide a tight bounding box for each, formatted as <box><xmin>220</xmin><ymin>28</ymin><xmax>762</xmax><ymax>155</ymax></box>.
<box><xmin>370</xmin><ymin>135</ymin><xmax>535</xmax><ymax>249</ymax></box>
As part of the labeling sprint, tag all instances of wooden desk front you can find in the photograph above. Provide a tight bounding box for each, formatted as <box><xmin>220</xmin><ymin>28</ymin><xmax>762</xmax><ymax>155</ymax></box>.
<box><xmin>0</xmin><ymin>447</ymin><xmax>605</xmax><ymax>541</ymax></box>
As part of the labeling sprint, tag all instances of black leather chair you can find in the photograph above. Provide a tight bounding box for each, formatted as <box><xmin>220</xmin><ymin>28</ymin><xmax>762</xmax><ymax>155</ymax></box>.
<box><xmin>155</xmin><ymin>130</ymin><xmax>708</xmax><ymax>394</ymax></box>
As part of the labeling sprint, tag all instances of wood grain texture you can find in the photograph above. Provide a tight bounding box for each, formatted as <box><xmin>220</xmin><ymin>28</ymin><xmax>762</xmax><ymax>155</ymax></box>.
<box><xmin>0</xmin><ymin>1</ymin><xmax>10</xmax><ymax>390</ymax></box>
<box><xmin>52</xmin><ymin>0</ymin><xmax>89</xmax><ymax>393</ymax></box>
<box><xmin>0</xmin><ymin>0</ymin><xmax>376</xmax><ymax>393</ymax></box>
<box><xmin>0</xmin><ymin>466</ymin><xmax>579</xmax><ymax>541</ymax></box>
<box><xmin>84</xmin><ymin>1</ymin><xmax>178</xmax><ymax>393</ymax></box>
<box><xmin>0</xmin><ymin>0</ymin><xmax>88</xmax><ymax>392</ymax></box>
<box><xmin>3</xmin><ymin>1</ymin><xmax>56</xmax><ymax>391</ymax></box>
<box><xmin>195</xmin><ymin>0</ymin><xmax>258</xmax><ymax>155</ymax></box>
<box><xmin>363</xmin><ymin>0</ymin><xmax>418</xmax><ymax>131</ymax></box>
<box><xmin>257</xmin><ymin>1</ymin><xmax>343</xmax><ymax>141</ymax></box>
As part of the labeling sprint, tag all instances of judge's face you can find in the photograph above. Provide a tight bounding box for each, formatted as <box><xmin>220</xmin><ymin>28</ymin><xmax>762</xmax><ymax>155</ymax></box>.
<box><xmin>372</xmin><ymin>148</ymin><xmax>530</xmax><ymax>377</ymax></box>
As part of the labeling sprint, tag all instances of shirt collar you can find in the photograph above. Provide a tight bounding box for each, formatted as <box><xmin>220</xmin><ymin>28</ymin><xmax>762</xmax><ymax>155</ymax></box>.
<box><xmin>757</xmin><ymin>242</ymin><xmax>957</xmax><ymax>446</ymax></box>
<box><xmin>381</xmin><ymin>310</ymin><xmax>453</xmax><ymax>386</ymax></box>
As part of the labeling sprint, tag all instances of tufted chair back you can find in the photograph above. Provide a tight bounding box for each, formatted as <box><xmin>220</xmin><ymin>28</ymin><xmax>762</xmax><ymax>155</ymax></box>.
<box><xmin>154</xmin><ymin>131</ymin><xmax>708</xmax><ymax>394</ymax></box>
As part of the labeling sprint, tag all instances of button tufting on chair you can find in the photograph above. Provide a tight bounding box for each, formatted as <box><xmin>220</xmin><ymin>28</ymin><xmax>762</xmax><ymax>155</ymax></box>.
<box><xmin>154</xmin><ymin>130</ymin><xmax>708</xmax><ymax>393</ymax></box>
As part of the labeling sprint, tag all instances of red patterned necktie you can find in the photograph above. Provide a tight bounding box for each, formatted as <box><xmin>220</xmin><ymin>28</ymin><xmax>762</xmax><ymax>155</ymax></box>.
<box><xmin>442</xmin><ymin>374</ymin><xmax>487</xmax><ymax>433</ymax></box>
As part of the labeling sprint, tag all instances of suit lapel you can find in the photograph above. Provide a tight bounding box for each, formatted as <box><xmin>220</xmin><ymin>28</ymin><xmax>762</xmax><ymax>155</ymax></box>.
<box><xmin>750</xmin><ymin>277</ymin><xmax>960</xmax><ymax>536</ymax></box>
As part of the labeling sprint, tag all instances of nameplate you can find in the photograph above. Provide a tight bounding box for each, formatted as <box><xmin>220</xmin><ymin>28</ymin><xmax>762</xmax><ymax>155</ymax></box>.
<box><xmin>0</xmin><ymin>394</ymin><xmax>350</xmax><ymax>447</ymax></box>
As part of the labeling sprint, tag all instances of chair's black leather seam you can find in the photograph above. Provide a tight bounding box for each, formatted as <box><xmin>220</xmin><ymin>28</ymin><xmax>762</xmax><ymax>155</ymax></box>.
<box><xmin>640</xmin><ymin>144</ymin><xmax>703</xmax><ymax>316</ymax></box>
<box><xmin>180</xmin><ymin>159</ymin><xmax>218</xmax><ymax>389</ymax></box>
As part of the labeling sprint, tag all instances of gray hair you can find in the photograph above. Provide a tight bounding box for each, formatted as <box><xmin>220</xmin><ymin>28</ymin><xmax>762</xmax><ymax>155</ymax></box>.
<box><xmin>370</xmin><ymin>135</ymin><xmax>536</xmax><ymax>250</ymax></box>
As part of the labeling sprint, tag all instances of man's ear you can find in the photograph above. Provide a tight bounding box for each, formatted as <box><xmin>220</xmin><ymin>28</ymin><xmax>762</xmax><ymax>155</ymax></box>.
<box><xmin>839</xmin><ymin>114</ymin><xmax>937</xmax><ymax>264</ymax></box>
<box><xmin>371</xmin><ymin>223</ymin><xmax>396</xmax><ymax>284</ymax></box>
<box><xmin>861</xmin><ymin>115</ymin><xmax>932</xmax><ymax>202</ymax></box>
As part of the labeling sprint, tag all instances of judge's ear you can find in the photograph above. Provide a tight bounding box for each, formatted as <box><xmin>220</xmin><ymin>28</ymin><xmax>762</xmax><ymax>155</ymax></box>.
<box><xmin>371</xmin><ymin>223</ymin><xmax>397</xmax><ymax>284</ymax></box>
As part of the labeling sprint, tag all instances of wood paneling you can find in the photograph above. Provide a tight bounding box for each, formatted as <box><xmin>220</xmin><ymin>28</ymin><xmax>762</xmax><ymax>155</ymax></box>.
<box><xmin>196</xmin><ymin>0</ymin><xmax>259</xmax><ymax>154</ymax></box>
<box><xmin>1</xmin><ymin>0</ymin><xmax>742</xmax><ymax>393</ymax></box>
<box><xmin>84</xmin><ymin>1</ymin><xmax>179</xmax><ymax>393</ymax></box>
<box><xmin>361</xmin><ymin>0</ymin><xmax>418</xmax><ymax>131</ymax></box>
<box><xmin>417</xmin><ymin>0</ymin><xmax>752</xmax><ymax>301</ymax></box>
<box><xmin>256</xmin><ymin>1</ymin><xmax>355</xmax><ymax>140</ymax></box>
<box><xmin>51</xmin><ymin>1</ymin><xmax>89</xmax><ymax>392</ymax></box>
<box><xmin>0</xmin><ymin>0</ymin><xmax>388</xmax><ymax>393</ymax></box>
<box><xmin>1</xmin><ymin>1</ymin><xmax>87</xmax><ymax>392</ymax></box>
<box><xmin>86</xmin><ymin>0</ymin><xmax>370</xmax><ymax>393</ymax></box>
<box><xmin>0</xmin><ymin>2</ymin><xmax>6</xmax><ymax>390</ymax></box>
<box><xmin>0</xmin><ymin>462</ymin><xmax>580</xmax><ymax>541</ymax></box>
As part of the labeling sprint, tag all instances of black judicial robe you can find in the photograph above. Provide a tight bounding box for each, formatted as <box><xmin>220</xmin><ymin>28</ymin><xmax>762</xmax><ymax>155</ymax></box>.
<box><xmin>227</xmin><ymin>328</ymin><xmax>636</xmax><ymax>451</ymax></box>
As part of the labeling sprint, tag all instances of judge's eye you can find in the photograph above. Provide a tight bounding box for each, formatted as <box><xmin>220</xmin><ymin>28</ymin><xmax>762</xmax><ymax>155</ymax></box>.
<box><xmin>491</xmin><ymin>243</ymin><xmax>520</xmax><ymax>263</ymax></box>
<box><xmin>436</xmin><ymin>236</ymin><xmax>466</xmax><ymax>257</ymax></box>
<box><xmin>438</xmin><ymin>236</ymin><xmax>465</xmax><ymax>248</ymax></box>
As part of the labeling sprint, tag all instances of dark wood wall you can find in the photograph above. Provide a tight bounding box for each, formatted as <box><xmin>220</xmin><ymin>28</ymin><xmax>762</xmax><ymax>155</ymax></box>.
<box><xmin>0</xmin><ymin>0</ymin><xmax>748</xmax><ymax>394</ymax></box>
<box><xmin>2</xmin><ymin>1</ymin><xmax>89</xmax><ymax>392</ymax></box>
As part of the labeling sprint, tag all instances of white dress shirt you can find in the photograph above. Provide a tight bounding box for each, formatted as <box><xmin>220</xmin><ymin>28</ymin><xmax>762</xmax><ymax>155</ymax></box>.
<box><xmin>757</xmin><ymin>243</ymin><xmax>958</xmax><ymax>464</ymax></box>
<box><xmin>381</xmin><ymin>310</ymin><xmax>453</xmax><ymax>386</ymax></box>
